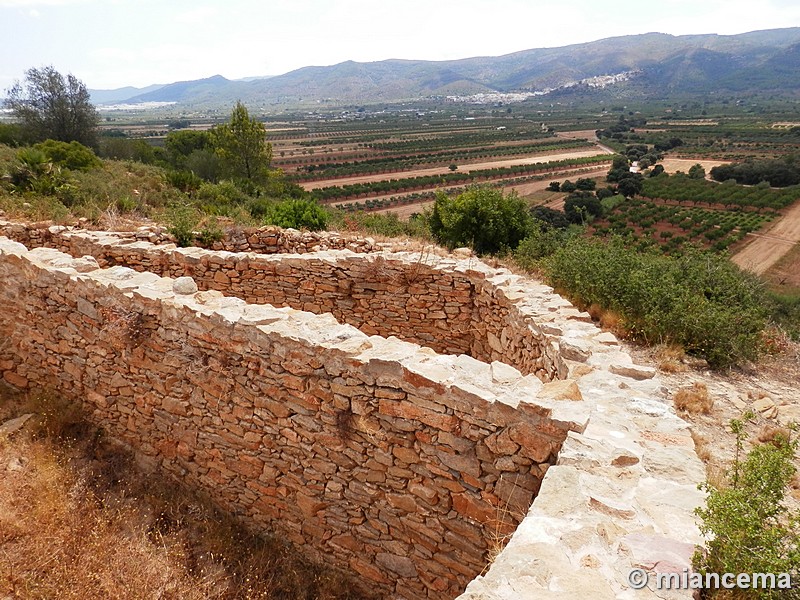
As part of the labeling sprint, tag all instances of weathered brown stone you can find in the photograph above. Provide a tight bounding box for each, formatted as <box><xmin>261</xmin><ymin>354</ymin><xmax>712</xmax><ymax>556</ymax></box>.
<box><xmin>452</xmin><ymin>493</ymin><xmax>496</xmax><ymax>524</ymax></box>
<box><xmin>379</xmin><ymin>399</ymin><xmax>458</xmax><ymax>432</ymax></box>
<box><xmin>3</xmin><ymin>371</ymin><xmax>28</xmax><ymax>388</ymax></box>
<box><xmin>539</xmin><ymin>379</ymin><xmax>583</xmax><ymax>401</ymax></box>
<box><xmin>507</xmin><ymin>423</ymin><xmax>554</xmax><ymax>463</ymax></box>
<box><xmin>376</xmin><ymin>552</ymin><xmax>417</xmax><ymax>578</ymax></box>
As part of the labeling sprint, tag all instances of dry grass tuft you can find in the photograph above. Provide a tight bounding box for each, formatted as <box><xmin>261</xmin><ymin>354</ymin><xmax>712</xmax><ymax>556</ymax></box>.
<box><xmin>691</xmin><ymin>429</ymin><xmax>712</xmax><ymax>463</ymax></box>
<box><xmin>757</xmin><ymin>424</ymin><xmax>793</xmax><ymax>447</ymax></box>
<box><xmin>587</xmin><ymin>303</ymin><xmax>604</xmax><ymax>321</ymax></box>
<box><xmin>655</xmin><ymin>344</ymin><xmax>689</xmax><ymax>373</ymax></box>
<box><xmin>674</xmin><ymin>382</ymin><xmax>714</xmax><ymax>415</ymax></box>
<box><xmin>598</xmin><ymin>310</ymin><xmax>626</xmax><ymax>338</ymax></box>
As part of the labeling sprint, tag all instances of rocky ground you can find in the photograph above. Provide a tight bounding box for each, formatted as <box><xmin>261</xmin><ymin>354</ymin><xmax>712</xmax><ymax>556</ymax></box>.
<box><xmin>627</xmin><ymin>338</ymin><xmax>800</xmax><ymax>500</ymax></box>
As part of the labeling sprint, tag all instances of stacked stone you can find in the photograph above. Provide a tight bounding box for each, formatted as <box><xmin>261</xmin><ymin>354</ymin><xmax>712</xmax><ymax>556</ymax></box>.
<box><xmin>0</xmin><ymin>221</ymin><xmax>377</xmax><ymax>256</ymax></box>
<box><xmin>0</xmin><ymin>238</ymin><xmax>588</xmax><ymax>599</ymax></box>
<box><xmin>0</xmin><ymin>229</ymin><xmax>706</xmax><ymax>599</ymax></box>
<box><xmin>0</xmin><ymin>223</ymin><xmax>573</xmax><ymax>381</ymax></box>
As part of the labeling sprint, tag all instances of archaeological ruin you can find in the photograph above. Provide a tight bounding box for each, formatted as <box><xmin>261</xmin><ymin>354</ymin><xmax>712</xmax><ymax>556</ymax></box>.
<box><xmin>0</xmin><ymin>222</ymin><xmax>706</xmax><ymax>599</ymax></box>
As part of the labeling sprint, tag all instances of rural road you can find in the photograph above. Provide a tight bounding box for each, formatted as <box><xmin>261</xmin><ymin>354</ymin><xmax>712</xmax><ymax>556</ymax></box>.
<box><xmin>732</xmin><ymin>200</ymin><xmax>800</xmax><ymax>275</ymax></box>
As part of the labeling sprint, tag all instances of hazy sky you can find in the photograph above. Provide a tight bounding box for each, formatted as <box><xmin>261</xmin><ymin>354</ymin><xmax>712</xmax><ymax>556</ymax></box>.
<box><xmin>2</xmin><ymin>0</ymin><xmax>800</xmax><ymax>91</ymax></box>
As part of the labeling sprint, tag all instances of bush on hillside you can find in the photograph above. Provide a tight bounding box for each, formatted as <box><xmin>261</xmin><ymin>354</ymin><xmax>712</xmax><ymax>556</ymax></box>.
<box><xmin>543</xmin><ymin>237</ymin><xmax>768</xmax><ymax>367</ymax></box>
<box><xmin>428</xmin><ymin>186</ymin><xmax>533</xmax><ymax>255</ymax></box>
<box><xmin>514</xmin><ymin>225</ymin><xmax>573</xmax><ymax>270</ymax></box>
<box><xmin>33</xmin><ymin>139</ymin><xmax>101</xmax><ymax>171</ymax></box>
<box><xmin>694</xmin><ymin>417</ymin><xmax>800</xmax><ymax>599</ymax></box>
<box><xmin>266</xmin><ymin>198</ymin><xmax>329</xmax><ymax>231</ymax></box>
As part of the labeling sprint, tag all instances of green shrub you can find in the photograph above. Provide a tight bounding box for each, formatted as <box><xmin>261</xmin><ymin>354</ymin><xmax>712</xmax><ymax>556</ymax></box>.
<box><xmin>33</xmin><ymin>139</ymin><xmax>101</xmax><ymax>171</ymax></box>
<box><xmin>514</xmin><ymin>224</ymin><xmax>573</xmax><ymax>269</ymax></box>
<box><xmin>194</xmin><ymin>181</ymin><xmax>251</xmax><ymax>215</ymax></box>
<box><xmin>694</xmin><ymin>417</ymin><xmax>800</xmax><ymax>598</ymax></box>
<box><xmin>428</xmin><ymin>186</ymin><xmax>533</xmax><ymax>255</ymax></box>
<box><xmin>166</xmin><ymin>202</ymin><xmax>200</xmax><ymax>247</ymax></box>
<box><xmin>10</xmin><ymin>147</ymin><xmax>76</xmax><ymax>200</ymax></box>
<box><xmin>543</xmin><ymin>237</ymin><xmax>768</xmax><ymax>367</ymax></box>
<box><xmin>198</xmin><ymin>217</ymin><xmax>225</xmax><ymax>247</ymax></box>
<box><xmin>165</xmin><ymin>169</ymin><xmax>203</xmax><ymax>193</ymax></box>
<box><xmin>564</xmin><ymin>193</ymin><xmax>602</xmax><ymax>224</ymax></box>
<box><xmin>266</xmin><ymin>198</ymin><xmax>329</xmax><ymax>231</ymax></box>
<box><xmin>328</xmin><ymin>210</ymin><xmax>432</xmax><ymax>239</ymax></box>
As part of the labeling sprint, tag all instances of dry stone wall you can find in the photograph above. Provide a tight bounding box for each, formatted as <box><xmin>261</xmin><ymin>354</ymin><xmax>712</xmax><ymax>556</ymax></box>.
<box><xmin>0</xmin><ymin>223</ymin><xmax>708</xmax><ymax>599</ymax></box>
<box><xmin>0</xmin><ymin>238</ymin><xmax>587</xmax><ymax>598</ymax></box>
<box><xmin>0</xmin><ymin>223</ymin><xmax>567</xmax><ymax>380</ymax></box>
<box><xmin>0</xmin><ymin>221</ymin><xmax>379</xmax><ymax>254</ymax></box>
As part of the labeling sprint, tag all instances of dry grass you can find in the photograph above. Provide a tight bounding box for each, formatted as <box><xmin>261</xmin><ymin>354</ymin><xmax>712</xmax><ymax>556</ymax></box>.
<box><xmin>584</xmin><ymin>302</ymin><xmax>629</xmax><ymax>339</ymax></box>
<box><xmin>0</xmin><ymin>387</ymin><xmax>371</xmax><ymax>600</ymax></box>
<box><xmin>654</xmin><ymin>344</ymin><xmax>689</xmax><ymax>374</ymax></box>
<box><xmin>674</xmin><ymin>382</ymin><xmax>714</xmax><ymax>415</ymax></box>
<box><xmin>757</xmin><ymin>424</ymin><xmax>793</xmax><ymax>447</ymax></box>
<box><xmin>690</xmin><ymin>429</ymin><xmax>712</xmax><ymax>463</ymax></box>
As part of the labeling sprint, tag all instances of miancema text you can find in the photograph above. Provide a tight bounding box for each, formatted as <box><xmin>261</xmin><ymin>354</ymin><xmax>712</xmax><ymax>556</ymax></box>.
<box><xmin>659</xmin><ymin>570</ymin><xmax>792</xmax><ymax>590</ymax></box>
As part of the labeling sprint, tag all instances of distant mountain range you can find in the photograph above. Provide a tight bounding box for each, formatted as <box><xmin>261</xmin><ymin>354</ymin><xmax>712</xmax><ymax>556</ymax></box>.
<box><xmin>90</xmin><ymin>28</ymin><xmax>800</xmax><ymax>109</ymax></box>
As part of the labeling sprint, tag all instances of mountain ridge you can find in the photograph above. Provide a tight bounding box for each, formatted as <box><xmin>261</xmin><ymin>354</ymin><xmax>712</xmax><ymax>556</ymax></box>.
<box><xmin>90</xmin><ymin>28</ymin><xmax>800</xmax><ymax>108</ymax></box>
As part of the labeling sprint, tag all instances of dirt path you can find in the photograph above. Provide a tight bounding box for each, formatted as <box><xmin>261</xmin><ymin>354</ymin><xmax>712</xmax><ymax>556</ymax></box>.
<box><xmin>732</xmin><ymin>200</ymin><xmax>800</xmax><ymax>274</ymax></box>
<box><xmin>302</xmin><ymin>148</ymin><xmax>612</xmax><ymax>191</ymax></box>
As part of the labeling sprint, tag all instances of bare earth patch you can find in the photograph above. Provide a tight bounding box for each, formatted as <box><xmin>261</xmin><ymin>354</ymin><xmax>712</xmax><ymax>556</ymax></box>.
<box><xmin>733</xmin><ymin>201</ymin><xmax>800</xmax><ymax>275</ymax></box>
<box><xmin>660</xmin><ymin>158</ymin><xmax>729</xmax><ymax>174</ymax></box>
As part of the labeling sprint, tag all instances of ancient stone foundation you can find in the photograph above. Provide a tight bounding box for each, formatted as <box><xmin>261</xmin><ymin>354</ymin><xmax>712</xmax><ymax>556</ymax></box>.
<box><xmin>0</xmin><ymin>223</ymin><xmax>707</xmax><ymax>599</ymax></box>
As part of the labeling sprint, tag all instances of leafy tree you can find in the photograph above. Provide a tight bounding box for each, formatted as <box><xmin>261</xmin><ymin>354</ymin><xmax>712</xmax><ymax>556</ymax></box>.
<box><xmin>606</xmin><ymin>155</ymin><xmax>631</xmax><ymax>183</ymax></box>
<box><xmin>428</xmin><ymin>186</ymin><xmax>533</xmax><ymax>255</ymax></box>
<box><xmin>546</xmin><ymin>181</ymin><xmax>561</xmax><ymax>192</ymax></box>
<box><xmin>211</xmin><ymin>101</ymin><xmax>272</xmax><ymax>182</ymax></box>
<box><xmin>184</xmin><ymin>149</ymin><xmax>220</xmax><ymax>182</ymax></box>
<box><xmin>617</xmin><ymin>173</ymin><xmax>644</xmax><ymax>198</ymax></box>
<box><xmin>596</xmin><ymin>187</ymin><xmax>616</xmax><ymax>200</ymax></box>
<box><xmin>4</xmin><ymin>66</ymin><xmax>99</xmax><ymax>148</ymax></box>
<box><xmin>165</xmin><ymin>130</ymin><xmax>213</xmax><ymax>168</ymax></box>
<box><xmin>688</xmin><ymin>163</ymin><xmax>706</xmax><ymax>180</ymax></box>
<box><xmin>560</xmin><ymin>179</ymin><xmax>577</xmax><ymax>193</ymax></box>
<box><xmin>564</xmin><ymin>192</ymin><xmax>602</xmax><ymax>224</ymax></box>
<box><xmin>530</xmin><ymin>205</ymin><xmax>570</xmax><ymax>229</ymax></box>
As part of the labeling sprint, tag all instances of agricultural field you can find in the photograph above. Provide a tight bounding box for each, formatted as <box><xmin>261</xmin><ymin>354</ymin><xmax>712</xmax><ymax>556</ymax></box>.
<box><xmin>259</xmin><ymin>110</ymin><xmax>616</xmax><ymax>215</ymax></box>
<box><xmin>89</xmin><ymin>100</ymin><xmax>800</xmax><ymax>269</ymax></box>
<box><xmin>592</xmin><ymin>197</ymin><xmax>779</xmax><ymax>254</ymax></box>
